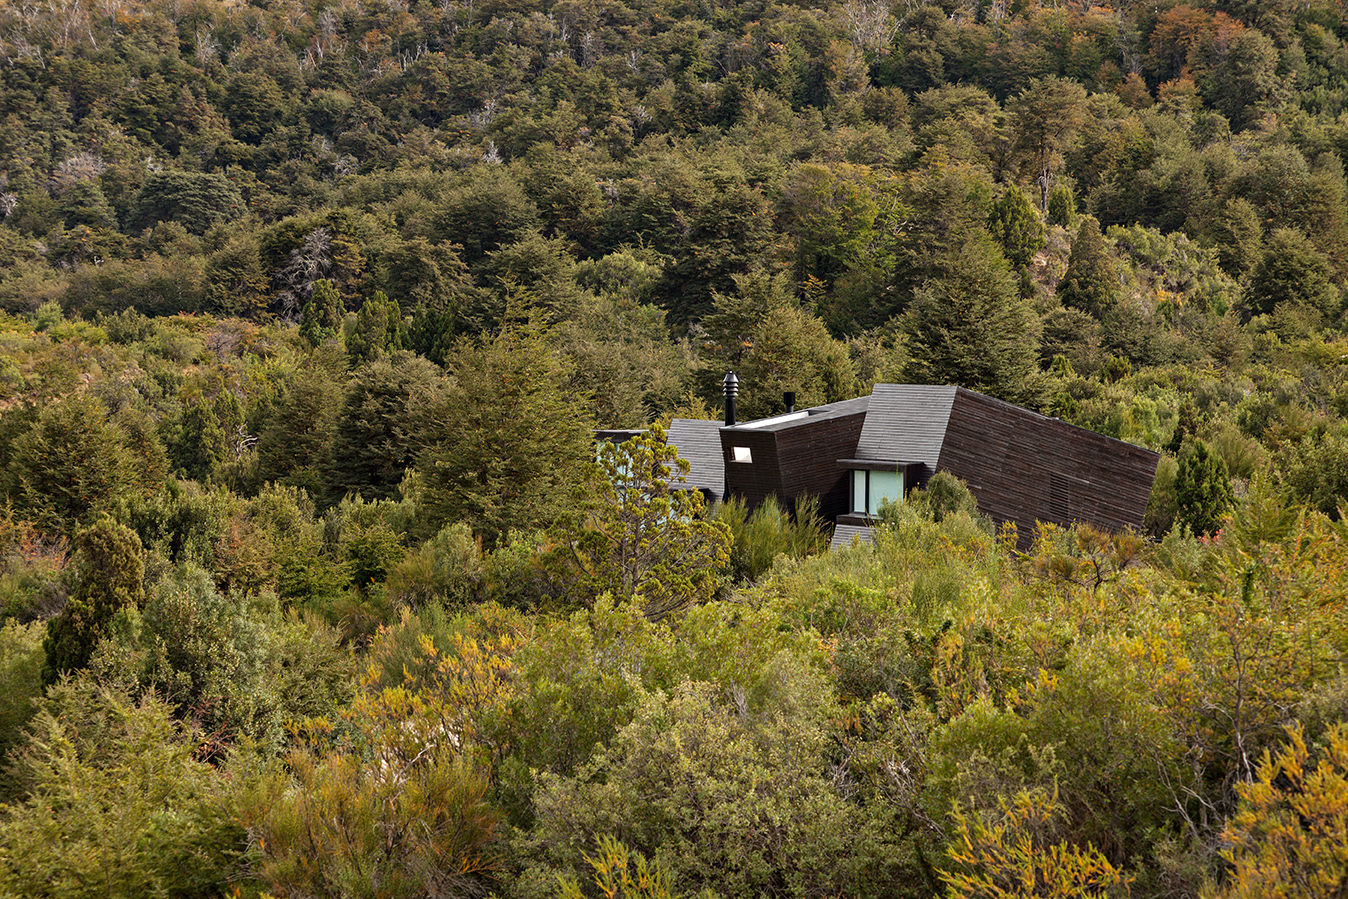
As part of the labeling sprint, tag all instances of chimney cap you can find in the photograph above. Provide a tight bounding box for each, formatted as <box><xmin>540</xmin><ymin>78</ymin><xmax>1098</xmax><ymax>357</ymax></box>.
<box><xmin>723</xmin><ymin>372</ymin><xmax>739</xmax><ymax>392</ymax></box>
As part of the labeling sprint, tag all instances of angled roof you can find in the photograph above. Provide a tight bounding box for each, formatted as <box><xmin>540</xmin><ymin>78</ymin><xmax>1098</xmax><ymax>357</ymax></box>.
<box><xmin>723</xmin><ymin>395</ymin><xmax>871</xmax><ymax>433</ymax></box>
<box><xmin>854</xmin><ymin>385</ymin><xmax>957</xmax><ymax>474</ymax></box>
<box><xmin>666</xmin><ymin>418</ymin><xmax>725</xmax><ymax>501</ymax></box>
<box><xmin>830</xmin><ymin>523</ymin><xmax>875</xmax><ymax>550</ymax></box>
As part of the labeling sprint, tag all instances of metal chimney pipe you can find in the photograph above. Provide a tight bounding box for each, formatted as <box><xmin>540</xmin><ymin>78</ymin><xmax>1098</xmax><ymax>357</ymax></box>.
<box><xmin>723</xmin><ymin>372</ymin><xmax>739</xmax><ymax>426</ymax></box>
<box><xmin>783</xmin><ymin>391</ymin><xmax>796</xmax><ymax>414</ymax></box>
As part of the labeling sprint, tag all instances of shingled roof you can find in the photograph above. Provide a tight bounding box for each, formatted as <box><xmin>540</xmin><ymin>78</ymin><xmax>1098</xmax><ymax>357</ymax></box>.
<box><xmin>854</xmin><ymin>385</ymin><xmax>956</xmax><ymax>479</ymax></box>
<box><xmin>666</xmin><ymin>418</ymin><xmax>726</xmax><ymax>502</ymax></box>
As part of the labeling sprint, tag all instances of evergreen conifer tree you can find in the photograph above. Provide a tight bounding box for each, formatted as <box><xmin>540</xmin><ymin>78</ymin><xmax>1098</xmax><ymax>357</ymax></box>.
<box><xmin>42</xmin><ymin>518</ymin><xmax>145</xmax><ymax>683</ymax></box>
<box><xmin>903</xmin><ymin>235</ymin><xmax>1041</xmax><ymax>403</ymax></box>
<box><xmin>987</xmin><ymin>185</ymin><xmax>1045</xmax><ymax>269</ymax></box>
<box><xmin>300</xmin><ymin>279</ymin><xmax>344</xmax><ymax>346</ymax></box>
<box><xmin>1058</xmin><ymin>217</ymin><xmax>1121</xmax><ymax>318</ymax></box>
<box><xmin>1175</xmin><ymin>439</ymin><xmax>1234</xmax><ymax>536</ymax></box>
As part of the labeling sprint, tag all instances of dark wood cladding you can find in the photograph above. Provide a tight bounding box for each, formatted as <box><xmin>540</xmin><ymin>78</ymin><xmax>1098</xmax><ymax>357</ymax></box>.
<box><xmin>939</xmin><ymin>389</ymin><xmax>1159</xmax><ymax>544</ymax></box>
<box><xmin>772</xmin><ymin>409</ymin><xmax>867</xmax><ymax>520</ymax></box>
<box><xmin>670</xmin><ymin>384</ymin><xmax>1159</xmax><ymax>553</ymax></box>
<box><xmin>720</xmin><ymin>409</ymin><xmax>867</xmax><ymax>520</ymax></box>
<box><xmin>721</xmin><ymin>430</ymin><xmax>781</xmax><ymax>509</ymax></box>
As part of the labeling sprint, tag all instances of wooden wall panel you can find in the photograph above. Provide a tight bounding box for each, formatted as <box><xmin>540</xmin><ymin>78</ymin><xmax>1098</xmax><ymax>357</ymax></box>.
<box><xmin>774</xmin><ymin>411</ymin><xmax>867</xmax><ymax>520</ymax></box>
<box><xmin>720</xmin><ymin>430</ymin><xmax>782</xmax><ymax>511</ymax></box>
<box><xmin>939</xmin><ymin>389</ymin><xmax>1159</xmax><ymax>543</ymax></box>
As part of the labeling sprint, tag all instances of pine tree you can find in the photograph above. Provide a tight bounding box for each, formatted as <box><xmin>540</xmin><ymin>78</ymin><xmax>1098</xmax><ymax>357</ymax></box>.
<box><xmin>1175</xmin><ymin>438</ymin><xmax>1234</xmax><ymax>536</ymax></box>
<box><xmin>903</xmin><ymin>235</ymin><xmax>1041</xmax><ymax>403</ymax></box>
<box><xmin>1210</xmin><ymin>197</ymin><xmax>1262</xmax><ymax>279</ymax></box>
<box><xmin>1046</xmin><ymin>182</ymin><xmax>1077</xmax><ymax>229</ymax></box>
<box><xmin>299</xmin><ymin>278</ymin><xmax>344</xmax><ymax>346</ymax></box>
<box><xmin>347</xmin><ymin>290</ymin><xmax>405</xmax><ymax>364</ymax></box>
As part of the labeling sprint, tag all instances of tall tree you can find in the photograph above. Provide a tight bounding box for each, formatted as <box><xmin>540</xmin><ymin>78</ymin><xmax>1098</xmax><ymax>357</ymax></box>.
<box><xmin>1246</xmin><ymin>228</ymin><xmax>1337</xmax><ymax>321</ymax></box>
<box><xmin>346</xmin><ymin>290</ymin><xmax>405</xmax><ymax>364</ymax></box>
<box><xmin>987</xmin><ymin>185</ymin><xmax>1046</xmax><ymax>270</ymax></box>
<box><xmin>7</xmin><ymin>395</ymin><xmax>158</xmax><ymax>534</ymax></box>
<box><xmin>1009</xmin><ymin>76</ymin><xmax>1088</xmax><ymax>211</ymax></box>
<box><xmin>902</xmin><ymin>235</ymin><xmax>1040</xmax><ymax>403</ymax></box>
<box><xmin>700</xmin><ymin>271</ymin><xmax>857</xmax><ymax>418</ymax></box>
<box><xmin>299</xmin><ymin>278</ymin><xmax>345</xmax><ymax>347</ymax></box>
<box><xmin>1210</xmin><ymin>198</ymin><xmax>1262</xmax><ymax>279</ymax></box>
<box><xmin>325</xmin><ymin>353</ymin><xmax>449</xmax><ymax>504</ymax></box>
<box><xmin>420</xmin><ymin>320</ymin><xmax>594</xmax><ymax>549</ymax></box>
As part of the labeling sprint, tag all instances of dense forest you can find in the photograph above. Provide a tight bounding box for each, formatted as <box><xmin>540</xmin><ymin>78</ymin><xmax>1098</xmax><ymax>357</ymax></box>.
<box><xmin>2</xmin><ymin>0</ymin><xmax>1348</xmax><ymax>895</ymax></box>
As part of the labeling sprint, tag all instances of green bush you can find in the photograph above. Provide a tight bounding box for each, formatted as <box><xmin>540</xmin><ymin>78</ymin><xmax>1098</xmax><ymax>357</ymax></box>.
<box><xmin>0</xmin><ymin>682</ymin><xmax>247</xmax><ymax>896</ymax></box>
<box><xmin>710</xmin><ymin>495</ymin><xmax>826</xmax><ymax>585</ymax></box>
<box><xmin>0</xmin><ymin>619</ymin><xmax>44</xmax><ymax>772</ymax></box>
<box><xmin>385</xmin><ymin>521</ymin><xmax>483</xmax><ymax>610</ymax></box>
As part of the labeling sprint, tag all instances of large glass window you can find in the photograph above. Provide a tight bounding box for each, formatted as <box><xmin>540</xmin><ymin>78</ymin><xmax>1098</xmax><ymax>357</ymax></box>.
<box><xmin>869</xmin><ymin>470</ymin><xmax>902</xmax><ymax>514</ymax></box>
<box><xmin>850</xmin><ymin>468</ymin><xmax>905</xmax><ymax>516</ymax></box>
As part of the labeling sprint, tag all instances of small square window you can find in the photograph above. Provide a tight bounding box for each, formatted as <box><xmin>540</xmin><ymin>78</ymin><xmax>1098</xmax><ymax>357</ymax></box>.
<box><xmin>731</xmin><ymin>446</ymin><xmax>753</xmax><ymax>463</ymax></box>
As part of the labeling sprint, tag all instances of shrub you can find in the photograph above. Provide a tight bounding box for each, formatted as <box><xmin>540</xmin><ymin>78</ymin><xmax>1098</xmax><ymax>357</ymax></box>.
<box><xmin>252</xmin><ymin>684</ymin><xmax>500</xmax><ymax>898</ymax></box>
<box><xmin>1214</xmin><ymin>723</ymin><xmax>1348</xmax><ymax>898</ymax></box>
<box><xmin>710</xmin><ymin>495</ymin><xmax>826</xmax><ymax>584</ymax></box>
<box><xmin>0</xmin><ymin>683</ymin><xmax>247</xmax><ymax>896</ymax></box>
<box><xmin>385</xmin><ymin>521</ymin><xmax>483</xmax><ymax>610</ymax></box>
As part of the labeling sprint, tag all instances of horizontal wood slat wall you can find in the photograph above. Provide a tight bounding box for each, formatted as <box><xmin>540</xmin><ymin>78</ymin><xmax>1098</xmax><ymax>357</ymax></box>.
<box><xmin>940</xmin><ymin>389</ymin><xmax>1159</xmax><ymax>543</ymax></box>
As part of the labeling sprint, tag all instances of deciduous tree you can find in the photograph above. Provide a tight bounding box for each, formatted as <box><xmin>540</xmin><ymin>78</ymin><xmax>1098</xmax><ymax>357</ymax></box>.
<box><xmin>556</xmin><ymin>427</ymin><xmax>730</xmax><ymax>620</ymax></box>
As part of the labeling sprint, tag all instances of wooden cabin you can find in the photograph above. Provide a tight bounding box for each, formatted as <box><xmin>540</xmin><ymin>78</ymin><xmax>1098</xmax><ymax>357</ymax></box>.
<box><xmin>665</xmin><ymin>381</ymin><xmax>1160</xmax><ymax>548</ymax></box>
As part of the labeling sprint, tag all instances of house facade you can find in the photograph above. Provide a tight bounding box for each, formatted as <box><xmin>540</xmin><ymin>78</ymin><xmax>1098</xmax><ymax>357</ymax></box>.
<box><xmin>666</xmin><ymin>380</ymin><xmax>1160</xmax><ymax>548</ymax></box>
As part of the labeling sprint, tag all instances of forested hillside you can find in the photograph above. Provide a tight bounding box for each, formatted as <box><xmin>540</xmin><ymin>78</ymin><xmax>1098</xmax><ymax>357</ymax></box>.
<box><xmin>2</xmin><ymin>0</ymin><xmax>1348</xmax><ymax>895</ymax></box>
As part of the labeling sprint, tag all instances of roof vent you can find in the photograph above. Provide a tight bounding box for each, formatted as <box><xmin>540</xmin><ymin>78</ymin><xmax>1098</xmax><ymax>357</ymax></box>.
<box><xmin>723</xmin><ymin>372</ymin><xmax>739</xmax><ymax>426</ymax></box>
<box><xmin>783</xmin><ymin>391</ymin><xmax>796</xmax><ymax>414</ymax></box>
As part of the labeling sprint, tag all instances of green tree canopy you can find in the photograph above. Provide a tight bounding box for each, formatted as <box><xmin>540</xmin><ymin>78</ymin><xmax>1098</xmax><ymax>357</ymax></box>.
<box><xmin>902</xmin><ymin>236</ymin><xmax>1041</xmax><ymax>403</ymax></box>
<box><xmin>420</xmin><ymin>320</ymin><xmax>595</xmax><ymax>549</ymax></box>
<box><xmin>1175</xmin><ymin>438</ymin><xmax>1234</xmax><ymax>536</ymax></box>
<box><xmin>1246</xmin><ymin>228</ymin><xmax>1338</xmax><ymax>322</ymax></box>
<box><xmin>7</xmin><ymin>395</ymin><xmax>160</xmax><ymax>534</ymax></box>
<box><xmin>0</xmin><ymin>684</ymin><xmax>246</xmax><ymax>895</ymax></box>
<box><xmin>128</xmin><ymin>170</ymin><xmax>244</xmax><ymax>235</ymax></box>
<box><xmin>555</xmin><ymin>427</ymin><xmax>731</xmax><ymax>620</ymax></box>
<box><xmin>325</xmin><ymin>352</ymin><xmax>450</xmax><ymax>504</ymax></box>
<box><xmin>987</xmin><ymin>185</ymin><xmax>1046</xmax><ymax>270</ymax></box>
<box><xmin>1057</xmin><ymin>217</ymin><xmax>1122</xmax><ymax>318</ymax></box>
<box><xmin>42</xmin><ymin>517</ymin><xmax>145</xmax><ymax>683</ymax></box>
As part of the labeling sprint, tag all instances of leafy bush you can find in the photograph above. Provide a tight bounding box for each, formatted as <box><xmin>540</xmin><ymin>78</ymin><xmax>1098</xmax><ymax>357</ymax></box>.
<box><xmin>1214</xmin><ymin>723</ymin><xmax>1348</xmax><ymax>898</ymax></box>
<box><xmin>0</xmin><ymin>619</ymin><xmax>44</xmax><ymax>770</ymax></box>
<box><xmin>251</xmin><ymin>683</ymin><xmax>500</xmax><ymax>898</ymax></box>
<box><xmin>710</xmin><ymin>494</ymin><xmax>826</xmax><ymax>584</ymax></box>
<box><xmin>0</xmin><ymin>683</ymin><xmax>247</xmax><ymax>896</ymax></box>
<box><xmin>385</xmin><ymin>521</ymin><xmax>483</xmax><ymax>610</ymax></box>
<box><xmin>42</xmin><ymin>517</ymin><xmax>144</xmax><ymax>683</ymax></box>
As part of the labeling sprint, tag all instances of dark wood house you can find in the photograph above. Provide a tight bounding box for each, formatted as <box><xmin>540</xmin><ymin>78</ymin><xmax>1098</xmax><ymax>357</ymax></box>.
<box><xmin>664</xmin><ymin>382</ymin><xmax>1160</xmax><ymax>548</ymax></box>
